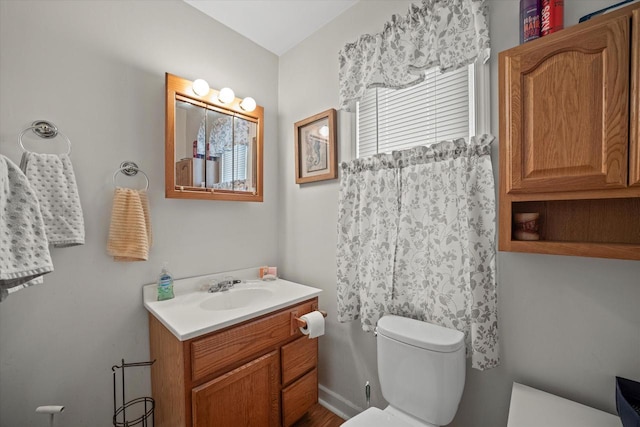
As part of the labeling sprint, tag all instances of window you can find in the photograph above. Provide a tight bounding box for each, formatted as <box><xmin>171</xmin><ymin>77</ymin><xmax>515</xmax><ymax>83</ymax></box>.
<box><xmin>221</xmin><ymin>144</ymin><xmax>248</xmax><ymax>183</ymax></box>
<box><xmin>356</xmin><ymin>62</ymin><xmax>489</xmax><ymax>158</ymax></box>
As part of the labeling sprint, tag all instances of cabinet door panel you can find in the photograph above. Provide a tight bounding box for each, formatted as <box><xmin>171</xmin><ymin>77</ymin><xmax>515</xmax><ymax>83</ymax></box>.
<box><xmin>192</xmin><ymin>351</ymin><xmax>280</xmax><ymax>427</ymax></box>
<box><xmin>282</xmin><ymin>368</ymin><xmax>318</xmax><ymax>427</ymax></box>
<box><xmin>502</xmin><ymin>15</ymin><xmax>630</xmax><ymax>193</ymax></box>
<box><xmin>630</xmin><ymin>9</ymin><xmax>640</xmax><ymax>187</ymax></box>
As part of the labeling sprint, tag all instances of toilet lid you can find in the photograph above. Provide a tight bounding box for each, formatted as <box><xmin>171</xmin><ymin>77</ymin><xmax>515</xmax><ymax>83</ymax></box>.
<box><xmin>342</xmin><ymin>407</ymin><xmax>415</xmax><ymax>427</ymax></box>
<box><xmin>377</xmin><ymin>315</ymin><xmax>464</xmax><ymax>352</ymax></box>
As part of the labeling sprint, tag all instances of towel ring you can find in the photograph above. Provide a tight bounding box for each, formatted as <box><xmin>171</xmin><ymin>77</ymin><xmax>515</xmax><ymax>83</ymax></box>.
<box><xmin>113</xmin><ymin>161</ymin><xmax>149</xmax><ymax>191</ymax></box>
<box><xmin>18</xmin><ymin>120</ymin><xmax>72</xmax><ymax>155</ymax></box>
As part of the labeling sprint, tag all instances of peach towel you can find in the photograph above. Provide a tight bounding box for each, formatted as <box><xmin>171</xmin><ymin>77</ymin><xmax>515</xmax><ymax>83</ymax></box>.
<box><xmin>107</xmin><ymin>188</ymin><xmax>152</xmax><ymax>261</ymax></box>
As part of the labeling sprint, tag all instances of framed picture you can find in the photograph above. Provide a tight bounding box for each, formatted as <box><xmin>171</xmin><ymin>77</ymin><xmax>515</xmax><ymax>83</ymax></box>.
<box><xmin>294</xmin><ymin>108</ymin><xmax>337</xmax><ymax>184</ymax></box>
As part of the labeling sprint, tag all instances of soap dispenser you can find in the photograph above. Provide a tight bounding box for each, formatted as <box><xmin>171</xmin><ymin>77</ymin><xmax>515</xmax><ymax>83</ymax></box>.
<box><xmin>157</xmin><ymin>262</ymin><xmax>174</xmax><ymax>301</ymax></box>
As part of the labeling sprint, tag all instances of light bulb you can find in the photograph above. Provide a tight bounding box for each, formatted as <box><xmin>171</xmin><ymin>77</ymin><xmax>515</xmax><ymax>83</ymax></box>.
<box><xmin>240</xmin><ymin>97</ymin><xmax>256</xmax><ymax>112</ymax></box>
<box><xmin>218</xmin><ymin>87</ymin><xmax>235</xmax><ymax>104</ymax></box>
<box><xmin>192</xmin><ymin>79</ymin><xmax>210</xmax><ymax>96</ymax></box>
<box><xmin>318</xmin><ymin>125</ymin><xmax>329</xmax><ymax>138</ymax></box>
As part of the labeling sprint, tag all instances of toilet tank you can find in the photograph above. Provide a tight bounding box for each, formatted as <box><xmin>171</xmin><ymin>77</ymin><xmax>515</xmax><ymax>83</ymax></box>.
<box><xmin>376</xmin><ymin>315</ymin><xmax>466</xmax><ymax>426</ymax></box>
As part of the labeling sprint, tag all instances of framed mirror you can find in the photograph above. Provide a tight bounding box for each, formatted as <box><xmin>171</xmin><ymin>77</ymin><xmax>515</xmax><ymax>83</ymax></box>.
<box><xmin>165</xmin><ymin>73</ymin><xmax>263</xmax><ymax>201</ymax></box>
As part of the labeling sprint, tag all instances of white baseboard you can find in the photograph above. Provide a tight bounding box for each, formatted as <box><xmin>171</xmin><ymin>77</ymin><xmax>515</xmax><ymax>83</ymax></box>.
<box><xmin>318</xmin><ymin>384</ymin><xmax>363</xmax><ymax>420</ymax></box>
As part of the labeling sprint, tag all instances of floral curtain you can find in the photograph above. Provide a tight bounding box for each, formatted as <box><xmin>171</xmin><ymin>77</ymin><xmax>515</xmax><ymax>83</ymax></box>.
<box><xmin>209</xmin><ymin>116</ymin><xmax>232</xmax><ymax>157</ymax></box>
<box><xmin>338</xmin><ymin>0</ymin><xmax>490</xmax><ymax>111</ymax></box>
<box><xmin>209</xmin><ymin>116</ymin><xmax>251</xmax><ymax>157</ymax></box>
<box><xmin>336</xmin><ymin>135</ymin><xmax>499</xmax><ymax>370</ymax></box>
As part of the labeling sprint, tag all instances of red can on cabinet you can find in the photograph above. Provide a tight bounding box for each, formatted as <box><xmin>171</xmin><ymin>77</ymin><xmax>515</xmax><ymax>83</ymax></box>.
<box><xmin>541</xmin><ymin>0</ymin><xmax>564</xmax><ymax>36</ymax></box>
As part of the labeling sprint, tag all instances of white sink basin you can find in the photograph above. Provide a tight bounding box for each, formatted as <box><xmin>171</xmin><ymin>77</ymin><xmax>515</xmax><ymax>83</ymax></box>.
<box><xmin>200</xmin><ymin>288</ymin><xmax>274</xmax><ymax>311</ymax></box>
<box><xmin>142</xmin><ymin>269</ymin><xmax>322</xmax><ymax>341</ymax></box>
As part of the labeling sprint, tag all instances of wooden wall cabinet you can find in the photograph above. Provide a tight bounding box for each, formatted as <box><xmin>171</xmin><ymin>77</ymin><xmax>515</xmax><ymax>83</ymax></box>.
<box><xmin>149</xmin><ymin>298</ymin><xmax>319</xmax><ymax>427</ymax></box>
<box><xmin>499</xmin><ymin>2</ymin><xmax>640</xmax><ymax>260</ymax></box>
<box><xmin>176</xmin><ymin>158</ymin><xmax>194</xmax><ymax>187</ymax></box>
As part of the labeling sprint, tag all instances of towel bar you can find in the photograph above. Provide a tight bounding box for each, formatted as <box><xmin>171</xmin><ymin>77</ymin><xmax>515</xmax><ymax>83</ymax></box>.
<box><xmin>113</xmin><ymin>161</ymin><xmax>149</xmax><ymax>191</ymax></box>
<box><xmin>18</xmin><ymin>120</ymin><xmax>72</xmax><ymax>155</ymax></box>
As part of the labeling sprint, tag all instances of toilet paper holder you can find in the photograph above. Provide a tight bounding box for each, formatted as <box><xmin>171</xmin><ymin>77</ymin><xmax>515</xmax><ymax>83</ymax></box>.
<box><xmin>290</xmin><ymin>303</ymin><xmax>327</xmax><ymax>334</ymax></box>
<box><xmin>294</xmin><ymin>310</ymin><xmax>327</xmax><ymax>328</ymax></box>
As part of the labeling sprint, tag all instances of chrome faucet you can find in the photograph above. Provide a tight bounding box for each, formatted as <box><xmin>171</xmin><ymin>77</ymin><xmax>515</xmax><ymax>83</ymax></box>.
<box><xmin>208</xmin><ymin>278</ymin><xmax>241</xmax><ymax>293</ymax></box>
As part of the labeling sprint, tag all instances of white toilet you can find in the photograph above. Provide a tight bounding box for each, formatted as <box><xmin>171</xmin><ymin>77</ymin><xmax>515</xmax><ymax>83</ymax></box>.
<box><xmin>343</xmin><ymin>315</ymin><xmax>466</xmax><ymax>427</ymax></box>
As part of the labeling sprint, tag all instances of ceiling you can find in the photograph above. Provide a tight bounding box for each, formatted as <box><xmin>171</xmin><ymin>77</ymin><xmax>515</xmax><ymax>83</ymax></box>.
<box><xmin>183</xmin><ymin>0</ymin><xmax>359</xmax><ymax>56</ymax></box>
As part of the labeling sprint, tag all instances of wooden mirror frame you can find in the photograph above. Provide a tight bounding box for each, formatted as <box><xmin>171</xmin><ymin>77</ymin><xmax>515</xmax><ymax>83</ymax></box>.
<box><xmin>165</xmin><ymin>73</ymin><xmax>264</xmax><ymax>202</ymax></box>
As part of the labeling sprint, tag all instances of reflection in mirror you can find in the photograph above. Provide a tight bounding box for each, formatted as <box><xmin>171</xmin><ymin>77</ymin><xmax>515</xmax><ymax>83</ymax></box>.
<box><xmin>166</xmin><ymin>73</ymin><xmax>263</xmax><ymax>201</ymax></box>
<box><xmin>175</xmin><ymin>99</ymin><xmax>206</xmax><ymax>187</ymax></box>
<box><xmin>205</xmin><ymin>111</ymin><xmax>257</xmax><ymax>192</ymax></box>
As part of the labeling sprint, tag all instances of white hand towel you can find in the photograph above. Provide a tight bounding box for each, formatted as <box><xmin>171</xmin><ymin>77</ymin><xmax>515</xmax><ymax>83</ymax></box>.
<box><xmin>0</xmin><ymin>155</ymin><xmax>54</xmax><ymax>301</ymax></box>
<box><xmin>20</xmin><ymin>152</ymin><xmax>85</xmax><ymax>247</ymax></box>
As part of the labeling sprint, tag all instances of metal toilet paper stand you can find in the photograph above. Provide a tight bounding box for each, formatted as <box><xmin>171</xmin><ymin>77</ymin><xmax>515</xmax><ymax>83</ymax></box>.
<box><xmin>112</xmin><ymin>359</ymin><xmax>155</xmax><ymax>427</ymax></box>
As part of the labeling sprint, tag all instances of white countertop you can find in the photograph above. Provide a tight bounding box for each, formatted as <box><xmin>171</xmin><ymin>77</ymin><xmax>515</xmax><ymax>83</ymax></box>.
<box><xmin>507</xmin><ymin>383</ymin><xmax>621</xmax><ymax>427</ymax></box>
<box><xmin>143</xmin><ymin>268</ymin><xmax>322</xmax><ymax>341</ymax></box>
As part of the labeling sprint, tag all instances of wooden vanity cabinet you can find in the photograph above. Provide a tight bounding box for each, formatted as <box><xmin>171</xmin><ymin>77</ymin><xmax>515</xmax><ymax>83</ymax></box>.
<box><xmin>499</xmin><ymin>2</ymin><xmax>640</xmax><ymax>260</ymax></box>
<box><xmin>149</xmin><ymin>298</ymin><xmax>319</xmax><ymax>427</ymax></box>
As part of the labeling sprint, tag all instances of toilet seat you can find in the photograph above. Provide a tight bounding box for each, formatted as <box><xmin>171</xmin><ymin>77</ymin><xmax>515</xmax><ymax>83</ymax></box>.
<box><xmin>342</xmin><ymin>407</ymin><xmax>432</xmax><ymax>427</ymax></box>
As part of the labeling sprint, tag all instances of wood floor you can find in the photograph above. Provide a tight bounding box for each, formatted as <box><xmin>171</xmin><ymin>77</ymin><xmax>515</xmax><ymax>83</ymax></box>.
<box><xmin>292</xmin><ymin>403</ymin><xmax>345</xmax><ymax>427</ymax></box>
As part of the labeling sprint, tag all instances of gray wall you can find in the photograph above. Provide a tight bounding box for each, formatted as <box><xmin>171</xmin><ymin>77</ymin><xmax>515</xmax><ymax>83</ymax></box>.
<box><xmin>277</xmin><ymin>1</ymin><xmax>640</xmax><ymax>426</ymax></box>
<box><xmin>1</xmin><ymin>1</ymin><xmax>639</xmax><ymax>426</ymax></box>
<box><xmin>0</xmin><ymin>1</ymin><xmax>279</xmax><ymax>426</ymax></box>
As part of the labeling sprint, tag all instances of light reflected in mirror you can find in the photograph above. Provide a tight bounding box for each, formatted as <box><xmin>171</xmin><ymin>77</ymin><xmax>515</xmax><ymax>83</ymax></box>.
<box><xmin>166</xmin><ymin>73</ymin><xmax>263</xmax><ymax>201</ymax></box>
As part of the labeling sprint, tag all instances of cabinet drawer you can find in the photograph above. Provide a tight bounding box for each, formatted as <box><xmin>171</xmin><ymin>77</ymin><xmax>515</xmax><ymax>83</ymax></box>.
<box><xmin>282</xmin><ymin>368</ymin><xmax>318</xmax><ymax>427</ymax></box>
<box><xmin>281</xmin><ymin>336</ymin><xmax>317</xmax><ymax>386</ymax></box>
<box><xmin>191</xmin><ymin>299</ymin><xmax>315</xmax><ymax>381</ymax></box>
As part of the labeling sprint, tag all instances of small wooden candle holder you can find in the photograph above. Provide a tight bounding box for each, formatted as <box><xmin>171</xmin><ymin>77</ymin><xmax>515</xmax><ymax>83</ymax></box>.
<box><xmin>513</xmin><ymin>212</ymin><xmax>540</xmax><ymax>240</ymax></box>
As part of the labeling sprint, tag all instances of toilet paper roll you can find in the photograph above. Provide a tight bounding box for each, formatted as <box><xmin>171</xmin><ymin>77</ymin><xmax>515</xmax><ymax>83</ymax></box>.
<box><xmin>299</xmin><ymin>311</ymin><xmax>325</xmax><ymax>339</ymax></box>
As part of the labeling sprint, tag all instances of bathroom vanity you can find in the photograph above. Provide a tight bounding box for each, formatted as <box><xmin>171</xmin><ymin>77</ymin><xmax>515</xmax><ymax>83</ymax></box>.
<box><xmin>143</xmin><ymin>272</ymin><xmax>322</xmax><ymax>427</ymax></box>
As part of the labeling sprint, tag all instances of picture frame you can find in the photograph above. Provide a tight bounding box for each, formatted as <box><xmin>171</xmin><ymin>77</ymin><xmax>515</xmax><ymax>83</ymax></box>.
<box><xmin>294</xmin><ymin>108</ymin><xmax>337</xmax><ymax>184</ymax></box>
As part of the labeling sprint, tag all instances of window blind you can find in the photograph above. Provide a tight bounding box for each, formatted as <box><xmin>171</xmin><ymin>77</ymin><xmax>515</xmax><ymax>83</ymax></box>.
<box><xmin>221</xmin><ymin>144</ymin><xmax>248</xmax><ymax>183</ymax></box>
<box><xmin>357</xmin><ymin>64</ymin><xmax>472</xmax><ymax>158</ymax></box>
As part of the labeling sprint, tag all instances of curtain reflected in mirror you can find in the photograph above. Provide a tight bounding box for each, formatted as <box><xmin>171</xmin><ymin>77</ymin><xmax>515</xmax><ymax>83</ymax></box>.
<box><xmin>206</xmin><ymin>111</ymin><xmax>257</xmax><ymax>192</ymax></box>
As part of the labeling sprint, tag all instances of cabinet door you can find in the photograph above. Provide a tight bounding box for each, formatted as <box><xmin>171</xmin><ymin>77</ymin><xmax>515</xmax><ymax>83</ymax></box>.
<box><xmin>630</xmin><ymin>9</ymin><xmax>640</xmax><ymax>187</ymax></box>
<box><xmin>501</xmin><ymin>14</ymin><xmax>630</xmax><ymax>193</ymax></box>
<box><xmin>192</xmin><ymin>351</ymin><xmax>280</xmax><ymax>427</ymax></box>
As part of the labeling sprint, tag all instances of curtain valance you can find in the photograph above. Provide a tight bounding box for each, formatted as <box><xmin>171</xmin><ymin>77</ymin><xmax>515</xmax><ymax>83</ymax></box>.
<box><xmin>340</xmin><ymin>137</ymin><xmax>492</xmax><ymax>173</ymax></box>
<box><xmin>338</xmin><ymin>0</ymin><xmax>490</xmax><ymax>111</ymax></box>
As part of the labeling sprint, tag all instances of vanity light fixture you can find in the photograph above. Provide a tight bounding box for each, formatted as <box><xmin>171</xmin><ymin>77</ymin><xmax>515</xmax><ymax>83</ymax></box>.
<box><xmin>218</xmin><ymin>87</ymin><xmax>235</xmax><ymax>104</ymax></box>
<box><xmin>193</xmin><ymin>78</ymin><xmax>255</xmax><ymax>110</ymax></box>
<box><xmin>240</xmin><ymin>97</ymin><xmax>257</xmax><ymax>112</ymax></box>
<box><xmin>192</xmin><ymin>79</ymin><xmax>210</xmax><ymax>96</ymax></box>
